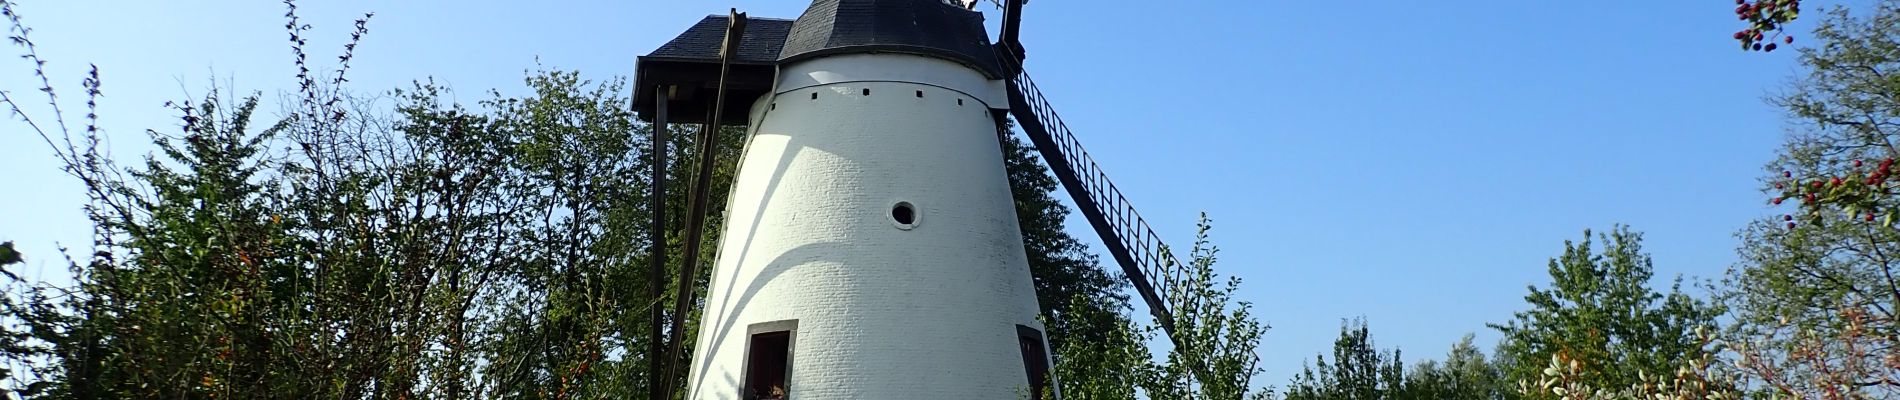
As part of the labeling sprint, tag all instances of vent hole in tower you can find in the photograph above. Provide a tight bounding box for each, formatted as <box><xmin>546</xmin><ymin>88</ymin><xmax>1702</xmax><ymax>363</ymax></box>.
<box><xmin>891</xmin><ymin>201</ymin><xmax>917</xmax><ymax>228</ymax></box>
<box><xmin>862</xmin><ymin>88</ymin><xmax>871</xmax><ymax>96</ymax></box>
<box><xmin>810</xmin><ymin>92</ymin><xmax>817</xmax><ymax>100</ymax></box>
<box><xmin>957</xmin><ymin>98</ymin><xmax>964</xmax><ymax>106</ymax></box>
<box><xmin>915</xmin><ymin>90</ymin><xmax>924</xmax><ymax>98</ymax></box>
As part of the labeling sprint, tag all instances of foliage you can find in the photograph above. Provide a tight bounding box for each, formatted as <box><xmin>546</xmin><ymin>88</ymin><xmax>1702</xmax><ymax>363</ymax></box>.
<box><xmin>1280</xmin><ymin>318</ymin><xmax>1408</xmax><ymax>400</ymax></box>
<box><xmin>0</xmin><ymin>1</ymin><xmax>705</xmax><ymax>396</ymax></box>
<box><xmin>1149</xmin><ymin>214</ymin><xmax>1274</xmax><ymax>400</ymax></box>
<box><xmin>1405</xmin><ymin>334</ymin><xmax>1507</xmax><ymax>400</ymax></box>
<box><xmin>1278</xmin><ymin>324</ymin><xmax>1507</xmax><ymax>400</ymax></box>
<box><xmin>1728</xmin><ymin>0</ymin><xmax>1805</xmax><ymax>52</ymax></box>
<box><xmin>1001</xmin><ymin>130</ymin><xmax>1131</xmax><ymax>350</ymax></box>
<box><xmin>7</xmin><ymin>63</ymin><xmax>684</xmax><ymax>398</ymax></box>
<box><xmin>1724</xmin><ymin>3</ymin><xmax>1900</xmax><ymax>398</ymax></box>
<box><xmin>1763</xmin><ymin>1</ymin><xmax>1900</xmax><ymax>223</ymax></box>
<box><xmin>0</xmin><ymin>242</ymin><xmax>18</xmax><ymax>267</ymax></box>
<box><xmin>1490</xmin><ymin>227</ymin><xmax>1725</xmax><ymax>400</ymax></box>
<box><xmin>1048</xmin><ymin>293</ymin><xmax>1151</xmax><ymax>400</ymax></box>
<box><xmin>1727</xmin><ymin>216</ymin><xmax>1900</xmax><ymax>399</ymax></box>
<box><xmin>1517</xmin><ymin>330</ymin><xmax>1743</xmax><ymax>400</ymax></box>
<box><xmin>1048</xmin><ymin>214</ymin><xmax>1273</xmax><ymax>400</ymax></box>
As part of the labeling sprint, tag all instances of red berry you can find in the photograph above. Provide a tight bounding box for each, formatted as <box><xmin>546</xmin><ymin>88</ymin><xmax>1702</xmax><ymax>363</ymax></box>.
<box><xmin>1855</xmin><ymin>160</ymin><xmax>1864</xmax><ymax>167</ymax></box>
<box><xmin>1776</xmin><ymin>183</ymin><xmax>1785</xmax><ymax>189</ymax></box>
<box><xmin>1867</xmin><ymin>213</ymin><xmax>1877</xmax><ymax>222</ymax></box>
<box><xmin>1789</xmin><ymin>222</ymin><xmax>1798</xmax><ymax>229</ymax></box>
<box><xmin>1814</xmin><ymin>180</ymin><xmax>1825</xmax><ymax>188</ymax></box>
<box><xmin>1831</xmin><ymin>177</ymin><xmax>1843</xmax><ymax>186</ymax></box>
<box><xmin>1785</xmin><ymin>215</ymin><xmax>1794</xmax><ymax>221</ymax></box>
<box><xmin>1755</xmin><ymin>43</ymin><xmax>1764</xmax><ymax>51</ymax></box>
<box><xmin>1785</xmin><ymin>35</ymin><xmax>1794</xmax><ymax>44</ymax></box>
<box><xmin>1785</xmin><ymin>171</ymin><xmax>1793</xmax><ymax>178</ymax></box>
<box><xmin>1773</xmin><ymin>197</ymin><xmax>1785</xmax><ymax>205</ymax></box>
<box><xmin>1735</xmin><ymin>0</ymin><xmax>1742</xmax><ymax>4</ymax></box>
<box><xmin>1766</xmin><ymin>43</ymin><xmax>1778</xmax><ymax>52</ymax></box>
<box><xmin>1755</xmin><ymin>32</ymin><xmax>1765</xmax><ymax>40</ymax></box>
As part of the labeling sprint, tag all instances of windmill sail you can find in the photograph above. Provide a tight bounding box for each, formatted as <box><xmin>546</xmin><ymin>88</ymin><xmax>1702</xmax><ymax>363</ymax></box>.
<box><xmin>1003</xmin><ymin>69</ymin><xmax>1190</xmax><ymax>345</ymax></box>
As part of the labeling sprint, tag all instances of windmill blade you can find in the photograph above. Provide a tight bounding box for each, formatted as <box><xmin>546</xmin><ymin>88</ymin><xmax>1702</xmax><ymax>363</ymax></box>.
<box><xmin>991</xmin><ymin>0</ymin><xmax>1193</xmax><ymax>351</ymax></box>
<box><xmin>1003</xmin><ymin>68</ymin><xmax>1189</xmax><ymax>346</ymax></box>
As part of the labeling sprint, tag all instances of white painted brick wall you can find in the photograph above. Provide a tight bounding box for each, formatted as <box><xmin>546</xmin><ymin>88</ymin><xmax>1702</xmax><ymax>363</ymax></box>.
<box><xmin>686</xmin><ymin>53</ymin><xmax>1051</xmax><ymax>399</ymax></box>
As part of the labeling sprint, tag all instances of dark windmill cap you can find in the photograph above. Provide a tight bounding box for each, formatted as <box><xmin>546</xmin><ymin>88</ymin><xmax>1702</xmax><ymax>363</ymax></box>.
<box><xmin>778</xmin><ymin>0</ymin><xmax>1006</xmax><ymax>79</ymax></box>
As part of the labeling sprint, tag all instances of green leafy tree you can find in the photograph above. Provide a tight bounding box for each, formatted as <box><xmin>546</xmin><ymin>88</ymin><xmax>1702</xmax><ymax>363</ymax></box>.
<box><xmin>1149</xmin><ymin>215</ymin><xmax>1274</xmax><ymax>400</ymax></box>
<box><xmin>1000</xmin><ymin>128</ymin><xmax>1131</xmax><ymax>349</ymax></box>
<box><xmin>1050</xmin><ymin>214</ymin><xmax>1273</xmax><ymax>400</ymax></box>
<box><xmin>1047</xmin><ymin>293</ymin><xmax>1151</xmax><ymax>400</ymax></box>
<box><xmin>1279</xmin><ymin>324</ymin><xmax>1509</xmax><ymax>400</ymax></box>
<box><xmin>1405</xmin><ymin>335</ymin><xmax>1506</xmax><ymax>400</ymax></box>
<box><xmin>1490</xmin><ymin>226</ymin><xmax>1725</xmax><ymax>400</ymax></box>
<box><xmin>1</xmin><ymin>1</ymin><xmax>685</xmax><ymax>394</ymax></box>
<box><xmin>1281</xmin><ymin>318</ymin><xmax>1408</xmax><ymax>400</ymax></box>
<box><xmin>1516</xmin><ymin>334</ymin><xmax>1741</xmax><ymax>400</ymax></box>
<box><xmin>1724</xmin><ymin>2</ymin><xmax>1900</xmax><ymax>398</ymax></box>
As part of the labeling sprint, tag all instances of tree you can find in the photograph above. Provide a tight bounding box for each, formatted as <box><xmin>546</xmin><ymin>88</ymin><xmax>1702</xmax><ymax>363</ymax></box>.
<box><xmin>1405</xmin><ymin>335</ymin><xmax>1506</xmax><ymax>400</ymax></box>
<box><xmin>1001</xmin><ymin>128</ymin><xmax>1131</xmax><ymax>350</ymax></box>
<box><xmin>1516</xmin><ymin>334</ymin><xmax>1741</xmax><ymax>400</ymax></box>
<box><xmin>1047</xmin><ymin>293</ymin><xmax>1150</xmax><ymax>400</ymax></box>
<box><xmin>1</xmin><ymin>1</ymin><xmax>691</xmax><ymax>394</ymax></box>
<box><xmin>1281</xmin><ymin>318</ymin><xmax>1408</xmax><ymax>400</ymax></box>
<box><xmin>1490</xmin><ymin>227</ymin><xmax>1725</xmax><ymax>400</ymax></box>
<box><xmin>1050</xmin><ymin>214</ymin><xmax>1274</xmax><ymax>400</ymax></box>
<box><xmin>1762</xmin><ymin>2</ymin><xmax>1900</xmax><ymax>222</ymax></box>
<box><xmin>1723</xmin><ymin>2</ymin><xmax>1900</xmax><ymax>398</ymax></box>
<box><xmin>1279</xmin><ymin>324</ymin><xmax>1507</xmax><ymax>400</ymax></box>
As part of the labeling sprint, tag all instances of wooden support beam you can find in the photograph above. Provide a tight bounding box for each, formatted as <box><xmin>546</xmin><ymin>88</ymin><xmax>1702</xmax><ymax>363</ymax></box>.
<box><xmin>647</xmin><ymin>87</ymin><xmax>670</xmax><ymax>400</ymax></box>
<box><xmin>659</xmin><ymin>9</ymin><xmax>745</xmax><ymax>399</ymax></box>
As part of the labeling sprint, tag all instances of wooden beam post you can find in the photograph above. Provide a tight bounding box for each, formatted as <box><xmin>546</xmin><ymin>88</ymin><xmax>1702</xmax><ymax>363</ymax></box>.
<box><xmin>659</xmin><ymin>9</ymin><xmax>745</xmax><ymax>399</ymax></box>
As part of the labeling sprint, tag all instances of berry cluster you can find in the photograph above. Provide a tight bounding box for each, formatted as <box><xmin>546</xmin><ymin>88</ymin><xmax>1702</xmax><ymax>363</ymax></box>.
<box><xmin>1774</xmin><ymin>158</ymin><xmax>1895</xmax><ymax>229</ymax></box>
<box><xmin>1731</xmin><ymin>0</ymin><xmax>1800</xmax><ymax>52</ymax></box>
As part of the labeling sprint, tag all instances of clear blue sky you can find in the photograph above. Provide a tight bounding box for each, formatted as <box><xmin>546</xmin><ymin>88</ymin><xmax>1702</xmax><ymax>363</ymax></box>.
<box><xmin>0</xmin><ymin>0</ymin><xmax>1831</xmax><ymax>389</ymax></box>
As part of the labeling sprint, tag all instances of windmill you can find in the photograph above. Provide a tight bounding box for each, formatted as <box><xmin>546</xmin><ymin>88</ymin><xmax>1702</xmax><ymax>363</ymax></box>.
<box><xmin>633</xmin><ymin>0</ymin><xmax>1193</xmax><ymax>398</ymax></box>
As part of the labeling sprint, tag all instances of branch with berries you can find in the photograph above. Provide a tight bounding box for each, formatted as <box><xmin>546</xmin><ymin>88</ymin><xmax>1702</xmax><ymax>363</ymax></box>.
<box><xmin>1729</xmin><ymin>0</ymin><xmax>1801</xmax><ymax>52</ymax></box>
<box><xmin>1773</xmin><ymin>158</ymin><xmax>1897</xmax><ymax>228</ymax></box>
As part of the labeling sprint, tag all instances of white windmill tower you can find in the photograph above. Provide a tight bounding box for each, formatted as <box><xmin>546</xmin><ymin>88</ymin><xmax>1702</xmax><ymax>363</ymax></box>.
<box><xmin>634</xmin><ymin>0</ymin><xmax>1194</xmax><ymax>398</ymax></box>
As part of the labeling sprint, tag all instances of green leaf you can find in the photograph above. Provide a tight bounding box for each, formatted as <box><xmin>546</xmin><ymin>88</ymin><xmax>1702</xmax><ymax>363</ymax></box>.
<box><xmin>0</xmin><ymin>241</ymin><xmax>20</xmax><ymax>266</ymax></box>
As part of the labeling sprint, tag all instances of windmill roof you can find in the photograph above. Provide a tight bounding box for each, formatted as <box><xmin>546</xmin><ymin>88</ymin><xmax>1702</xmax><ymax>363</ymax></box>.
<box><xmin>777</xmin><ymin>0</ymin><xmax>1004</xmax><ymax>78</ymax></box>
<box><xmin>633</xmin><ymin>0</ymin><xmax>1008</xmax><ymax>122</ymax></box>
<box><xmin>646</xmin><ymin>15</ymin><xmax>797</xmax><ymax>64</ymax></box>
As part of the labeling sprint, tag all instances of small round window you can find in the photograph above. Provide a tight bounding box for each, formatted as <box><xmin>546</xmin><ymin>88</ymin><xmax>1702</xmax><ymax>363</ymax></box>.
<box><xmin>891</xmin><ymin>201</ymin><xmax>919</xmax><ymax>230</ymax></box>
